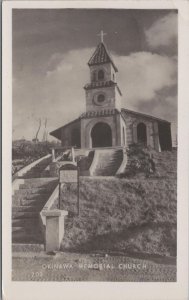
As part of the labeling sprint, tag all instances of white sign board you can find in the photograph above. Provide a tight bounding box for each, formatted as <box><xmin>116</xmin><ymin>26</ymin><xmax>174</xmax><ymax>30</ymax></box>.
<box><xmin>59</xmin><ymin>170</ymin><xmax>78</xmax><ymax>183</ymax></box>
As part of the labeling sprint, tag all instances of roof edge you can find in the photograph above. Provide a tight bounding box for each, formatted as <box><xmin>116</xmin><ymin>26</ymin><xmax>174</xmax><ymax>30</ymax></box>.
<box><xmin>121</xmin><ymin>108</ymin><xmax>171</xmax><ymax>124</ymax></box>
<box><xmin>50</xmin><ymin>118</ymin><xmax>80</xmax><ymax>138</ymax></box>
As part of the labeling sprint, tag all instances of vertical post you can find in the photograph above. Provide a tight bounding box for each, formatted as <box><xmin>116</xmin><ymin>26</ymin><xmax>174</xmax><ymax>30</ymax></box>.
<box><xmin>42</xmin><ymin>210</ymin><xmax>68</xmax><ymax>253</ymax></box>
<box><xmin>77</xmin><ymin>165</ymin><xmax>80</xmax><ymax>216</ymax></box>
<box><xmin>59</xmin><ymin>182</ymin><xmax>61</xmax><ymax>209</ymax></box>
<box><xmin>71</xmin><ymin>147</ymin><xmax>75</xmax><ymax>163</ymax></box>
<box><xmin>52</xmin><ymin>148</ymin><xmax>55</xmax><ymax>162</ymax></box>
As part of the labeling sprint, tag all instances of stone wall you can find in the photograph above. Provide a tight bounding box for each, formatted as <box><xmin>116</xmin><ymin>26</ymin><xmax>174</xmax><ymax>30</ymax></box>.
<box><xmin>80</xmin><ymin>113</ymin><xmax>124</xmax><ymax>148</ymax></box>
<box><xmin>122</xmin><ymin>111</ymin><xmax>160</xmax><ymax>151</ymax></box>
<box><xmin>89</xmin><ymin>63</ymin><xmax>116</xmax><ymax>83</ymax></box>
<box><xmin>85</xmin><ymin>85</ymin><xmax>120</xmax><ymax>112</ymax></box>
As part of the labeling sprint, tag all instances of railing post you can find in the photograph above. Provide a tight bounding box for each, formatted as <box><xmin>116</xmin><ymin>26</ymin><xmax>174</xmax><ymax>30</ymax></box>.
<box><xmin>52</xmin><ymin>148</ymin><xmax>55</xmax><ymax>162</ymax></box>
<box><xmin>42</xmin><ymin>210</ymin><xmax>68</xmax><ymax>253</ymax></box>
<box><xmin>71</xmin><ymin>147</ymin><xmax>75</xmax><ymax>163</ymax></box>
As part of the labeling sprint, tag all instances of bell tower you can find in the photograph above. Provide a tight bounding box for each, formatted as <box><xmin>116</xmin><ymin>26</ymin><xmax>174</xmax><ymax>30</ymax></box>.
<box><xmin>80</xmin><ymin>32</ymin><xmax>126</xmax><ymax>149</ymax></box>
<box><xmin>84</xmin><ymin>31</ymin><xmax>122</xmax><ymax>113</ymax></box>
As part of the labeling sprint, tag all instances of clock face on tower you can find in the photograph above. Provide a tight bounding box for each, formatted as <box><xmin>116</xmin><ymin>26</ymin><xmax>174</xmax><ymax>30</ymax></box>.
<box><xmin>93</xmin><ymin>93</ymin><xmax>106</xmax><ymax>106</ymax></box>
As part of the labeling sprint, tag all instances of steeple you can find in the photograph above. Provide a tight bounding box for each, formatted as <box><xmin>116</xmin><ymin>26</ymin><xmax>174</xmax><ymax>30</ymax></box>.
<box><xmin>88</xmin><ymin>42</ymin><xmax>118</xmax><ymax>72</ymax></box>
<box><xmin>84</xmin><ymin>36</ymin><xmax>122</xmax><ymax>113</ymax></box>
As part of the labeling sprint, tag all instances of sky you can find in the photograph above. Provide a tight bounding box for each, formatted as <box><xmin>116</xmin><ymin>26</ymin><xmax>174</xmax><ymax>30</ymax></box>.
<box><xmin>13</xmin><ymin>9</ymin><xmax>178</xmax><ymax>143</ymax></box>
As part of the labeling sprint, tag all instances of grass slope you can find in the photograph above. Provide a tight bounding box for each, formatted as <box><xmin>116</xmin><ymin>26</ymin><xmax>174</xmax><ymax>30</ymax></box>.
<box><xmin>61</xmin><ymin>150</ymin><xmax>177</xmax><ymax>258</ymax></box>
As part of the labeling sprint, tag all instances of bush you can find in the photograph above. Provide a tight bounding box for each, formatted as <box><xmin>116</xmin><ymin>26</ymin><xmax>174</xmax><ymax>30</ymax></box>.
<box><xmin>117</xmin><ymin>144</ymin><xmax>156</xmax><ymax>178</ymax></box>
<box><xmin>12</xmin><ymin>140</ymin><xmax>52</xmax><ymax>160</ymax></box>
<box><xmin>12</xmin><ymin>140</ymin><xmax>56</xmax><ymax>175</ymax></box>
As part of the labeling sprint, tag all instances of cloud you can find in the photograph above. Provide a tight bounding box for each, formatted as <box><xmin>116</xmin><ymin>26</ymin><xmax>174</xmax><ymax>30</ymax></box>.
<box><xmin>116</xmin><ymin>51</ymin><xmax>177</xmax><ymax>106</ymax></box>
<box><xmin>145</xmin><ymin>13</ymin><xmax>177</xmax><ymax>49</ymax></box>
<box><xmin>44</xmin><ymin>48</ymin><xmax>94</xmax><ymax>117</ymax></box>
<box><xmin>13</xmin><ymin>48</ymin><xmax>177</xmax><ymax>141</ymax></box>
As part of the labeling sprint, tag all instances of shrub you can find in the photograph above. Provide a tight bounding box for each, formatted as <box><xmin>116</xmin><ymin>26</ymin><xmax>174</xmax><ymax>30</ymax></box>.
<box><xmin>117</xmin><ymin>144</ymin><xmax>157</xmax><ymax>178</ymax></box>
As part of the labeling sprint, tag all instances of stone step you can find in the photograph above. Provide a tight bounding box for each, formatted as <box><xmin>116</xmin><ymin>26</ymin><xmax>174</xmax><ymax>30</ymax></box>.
<box><xmin>40</xmin><ymin>171</ymin><xmax>52</xmax><ymax>177</ymax></box>
<box><xmin>12</xmin><ymin>206</ymin><xmax>42</xmax><ymax>213</ymax></box>
<box><xmin>12</xmin><ymin>211</ymin><xmax>39</xmax><ymax>219</ymax></box>
<box><xmin>23</xmin><ymin>174</ymin><xmax>51</xmax><ymax>179</ymax></box>
<box><xmin>19</xmin><ymin>178</ymin><xmax>57</xmax><ymax>188</ymax></box>
<box><xmin>12</xmin><ymin>218</ymin><xmax>40</xmax><ymax>228</ymax></box>
<box><xmin>12</xmin><ymin>243</ymin><xmax>44</xmax><ymax>252</ymax></box>
<box><xmin>22</xmin><ymin>159</ymin><xmax>52</xmax><ymax>178</ymax></box>
<box><xmin>12</xmin><ymin>197</ymin><xmax>21</xmax><ymax>206</ymax></box>
<box><xmin>19</xmin><ymin>183</ymin><xmax>56</xmax><ymax>191</ymax></box>
<box><xmin>96</xmin><ymin>159</ymin><xmax>119</xmax><ymax>167</ymax></box>
<box><xmin>12</xmin><ymin>230</ymin><xmax>43</xmax><ymax>244</ymax></box>
<box><xmin>12</xmin><ymin>226</ymin><xmax>41</xmax><ymax>234</ymax></box>
<box><xmin>23</xmin><ymin>177</ymin><xmax>56</xmax><ymax>183</ymax></box>
<box><xmin>95</xmin><ymin>170</ymin><xmax>117</xmax><ymax>176</ymax></box>
<box><xmin>14</xmin><ymin>188</ymin><xmax>50</xmax><ymax>196</ymax></box>
<box><xmin>95</xmin><ymin>165</ymin><xmax>118</xmax><ymax>172</ymax></box>
<box><xmin>93</xmin><ymin>149</ymin><xmax>123</xmax><ymax>176</ymax></box>
<box><xmin>13</xmin><ymin>193</ymin><xmax>49</xmax><ymax>204</ymax></box>
<box><xmin>26</xmin><ymin>170</ymin><xmax>48</xmax><ymax>175</ymax></box>
<box><xmin>20</xmin><ymin>198</ymin><xmax>47</xmax><ymax>206</ymax></box>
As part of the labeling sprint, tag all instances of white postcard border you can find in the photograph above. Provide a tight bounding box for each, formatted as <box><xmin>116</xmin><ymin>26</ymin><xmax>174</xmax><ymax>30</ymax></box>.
<box><xmin>2</xmin><ymin>1</ymin><xmax>189</xmax><ymax>300</ymax></box>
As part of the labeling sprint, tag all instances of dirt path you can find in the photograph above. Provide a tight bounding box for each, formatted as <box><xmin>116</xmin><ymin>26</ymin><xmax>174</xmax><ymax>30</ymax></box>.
<box><xmin>12</xmin><ymin>252</ymin><xmax>176</xmax><ymax>282</ymax></box>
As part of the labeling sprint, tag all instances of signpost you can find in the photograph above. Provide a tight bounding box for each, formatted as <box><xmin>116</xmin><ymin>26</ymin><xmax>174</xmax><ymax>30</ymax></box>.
<box><xmin>59</xmin><ymin>163</ymin><xmax>80</xmax><ymax>215</ymax></box>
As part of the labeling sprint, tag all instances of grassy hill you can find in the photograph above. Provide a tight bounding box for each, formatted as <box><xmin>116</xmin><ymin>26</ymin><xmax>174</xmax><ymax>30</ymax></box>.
<box><xmin>61</xmin><ymin>149</ymin><xmax>177</xmax><ymax>258</ymax></box>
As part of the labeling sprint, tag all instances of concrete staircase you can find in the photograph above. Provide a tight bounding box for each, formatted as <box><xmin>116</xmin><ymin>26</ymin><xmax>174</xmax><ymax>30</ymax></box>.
<box><xmin>22</xmin><ymin>156</ymin><xmax>52</xmax><ymax>179</ymax></box>
<box><xmin>12</xmin><ymin>178</ymin><xmax>58</xmax><ymax>245</ymax></box>
<box><xmin>92</xmin><ymin>148</ymin><xmax>123</xmax><ymax>176</ymax></box>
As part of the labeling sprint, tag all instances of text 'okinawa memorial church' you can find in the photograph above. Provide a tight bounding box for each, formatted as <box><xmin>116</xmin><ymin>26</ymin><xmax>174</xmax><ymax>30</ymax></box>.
<box><xmin>50</xmin><ymin>36</ymin><xmax>172</xmax><ymax>151</ymax></box>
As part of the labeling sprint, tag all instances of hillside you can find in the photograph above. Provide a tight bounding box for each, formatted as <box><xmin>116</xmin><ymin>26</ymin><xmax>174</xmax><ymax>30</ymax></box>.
<box><xmin>61</xmin><ymin>150</ymin><xmax>177</xmax><ymax>258</ymax></box>
<box><xmin>12</xmin><ymin>140</ymin><xmax>59</xmax><ymax>175</ymax></box>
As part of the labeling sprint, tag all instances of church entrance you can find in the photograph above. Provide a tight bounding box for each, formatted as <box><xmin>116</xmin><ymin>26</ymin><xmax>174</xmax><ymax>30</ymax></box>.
<box><xmin>91</xmin><ymin>122</ymin><xmax>112</xmax><ymax>148</ymax></box>
<box><xmin>137</xmin><ymin>123</ymin><xmax>147</xmax><ymax>146</ymax></box>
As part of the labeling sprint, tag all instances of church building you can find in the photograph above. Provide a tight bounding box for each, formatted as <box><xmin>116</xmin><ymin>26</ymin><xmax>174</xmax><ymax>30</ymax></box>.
<box><xmin>50</xmin><ymin>34</ymin><xmax>172</xmax><ymax>152</ymax></box>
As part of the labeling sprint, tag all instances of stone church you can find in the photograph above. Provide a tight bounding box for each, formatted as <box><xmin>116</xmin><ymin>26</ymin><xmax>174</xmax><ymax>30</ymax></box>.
<box><xmin>50</xmin><ymin>38</ymin><xmax>172</xmax><ymax>152</ymax></box>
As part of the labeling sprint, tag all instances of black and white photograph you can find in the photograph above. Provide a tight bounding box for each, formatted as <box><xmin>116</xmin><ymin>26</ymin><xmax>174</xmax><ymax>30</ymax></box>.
<box><xmin>2</xmin><ymin>1</ymin><xmax>189</xmax><ymax>299</ymax></box>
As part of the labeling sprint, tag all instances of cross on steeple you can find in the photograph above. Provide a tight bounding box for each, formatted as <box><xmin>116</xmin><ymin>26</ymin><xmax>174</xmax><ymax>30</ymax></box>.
<box><xmin>97</xmin><ymin>30</ymin><xmax>107</xmax><ymax>43</ymax></box>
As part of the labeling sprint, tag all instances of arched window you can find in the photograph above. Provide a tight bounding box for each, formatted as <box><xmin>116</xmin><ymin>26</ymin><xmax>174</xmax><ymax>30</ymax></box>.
<box><xmin>98</xmin><ymin>70</ymin><xmax>104</xmax><ymax>80</ymax></box>
<box><xmin>97</xmin><ymin>94</ymin><xmax>105</xmax><ymax>103</ymax></box>
<box><xmin>137</xmin><ymin>123</ymin><xmax>147</xmax><ymax>146</ymax></box>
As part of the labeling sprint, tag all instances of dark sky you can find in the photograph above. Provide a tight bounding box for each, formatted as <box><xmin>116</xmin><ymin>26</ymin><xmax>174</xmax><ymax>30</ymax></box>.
<box><xmin>12</xmin><ymin>9</ymin><xmax>177</xmax><ymax>142</ymax></box>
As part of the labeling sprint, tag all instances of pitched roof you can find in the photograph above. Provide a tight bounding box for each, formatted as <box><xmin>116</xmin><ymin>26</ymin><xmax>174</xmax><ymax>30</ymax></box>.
<box><xmin>121</xmin><ymin>108</ymin><xmax>171</xmax><ymax>124</ymax></box>
<box><xmin>88</xmin><ymin>42</ymin><xmax>118</xmax><ymax>72</ymax></box>
<box><xmin>50</xmin><ymin>118</ymin><xmax>80</xmax><ymax>140</ymax></box>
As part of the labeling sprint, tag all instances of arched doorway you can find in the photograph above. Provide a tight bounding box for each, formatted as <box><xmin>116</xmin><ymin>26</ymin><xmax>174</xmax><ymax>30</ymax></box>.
<box><xmin>137</xmin><ymin>123</ymin><xmax>147</xmax><ymax>146</ymax></box>
<box><xmin>91</xmin><ymin>122</ymin><xmax>112</xmax><ymax>148</ymax></box>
